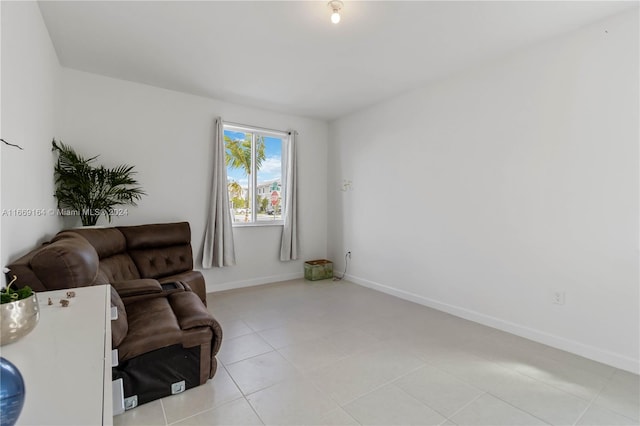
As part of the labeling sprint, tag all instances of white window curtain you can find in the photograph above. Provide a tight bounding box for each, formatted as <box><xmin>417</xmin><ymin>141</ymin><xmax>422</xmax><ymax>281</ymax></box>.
<box><xmin>280</xmin><ymin>131</ymin><xmax>298</xmax><ymax>261</ymax></box>
<box><xmin>202</xmin><ymin>117</ymin><xmax>236</xmax><ymax>268</ymax></box>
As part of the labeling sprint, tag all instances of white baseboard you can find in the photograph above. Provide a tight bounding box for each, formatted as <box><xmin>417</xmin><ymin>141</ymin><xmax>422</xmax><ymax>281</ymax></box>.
<box><xmin>346</xmin><ymin>273</ymin><xmax>640</xmax><ymax>374</ymax></box>
<box><xmin>208</xmin><ymin>272</ymin><xmax>304</xmax><ymax>293</ymax></box>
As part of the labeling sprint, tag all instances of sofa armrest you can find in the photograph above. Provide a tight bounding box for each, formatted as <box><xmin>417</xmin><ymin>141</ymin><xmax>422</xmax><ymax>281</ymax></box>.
<box><xmin>169</xmin><ymin>292</ymin><xmax>223</xmax><ymax>354</ymax></box>
<box><xmin>7</xmin><ymin>234</ymin><xmax>100</xmax><ymax>292</ymax></box>
<box><xmin>159</xmin><ymin>271</ymin><xmax>206</xmax><ymax>306</ymax></box>
<box><xmin>182</xmin><ymin>279</ymin><xmax>206</xmax><ymax>305</ymax></box>
<box><xmin>169</xmin><ymin>292</ymin><xmax>214</xmax><ymax>330</ymax></box>
<box><xmin>111</xmin><ymin>279</ymin><xmax>163</xmax><ymax>299</ymax></box>
<box><xmin>110</xmin><ymin>286</ymin><xmax>128</xmax><ymax>348</ymax></box>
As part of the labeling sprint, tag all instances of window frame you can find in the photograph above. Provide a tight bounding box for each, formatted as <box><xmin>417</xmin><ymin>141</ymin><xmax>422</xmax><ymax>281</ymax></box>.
<box><xmin>223</xmin><ymin>123</ymin><xmax>287</xmax><ymax>227</ymax></box>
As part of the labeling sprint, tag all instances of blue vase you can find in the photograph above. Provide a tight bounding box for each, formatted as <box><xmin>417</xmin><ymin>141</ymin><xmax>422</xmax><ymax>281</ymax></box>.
<box><xmin>0</xmin><ymin>357</ymin><xmax>25</xmax><ymax>426</ymax></box>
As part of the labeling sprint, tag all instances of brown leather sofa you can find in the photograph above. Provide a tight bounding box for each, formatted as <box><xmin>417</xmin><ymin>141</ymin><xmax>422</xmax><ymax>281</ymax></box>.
<box><xmin>6</xmin><ymin>222</ymin><xmax>222</xmax><ymax>410</ymax></box>
<box><xmin>8</xmin><ymin>222</ymin><xmax>207</xmax><ymax>304</ymax></box>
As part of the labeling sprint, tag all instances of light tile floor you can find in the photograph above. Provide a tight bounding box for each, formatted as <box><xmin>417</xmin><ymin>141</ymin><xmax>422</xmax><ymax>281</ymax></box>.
<box><xmin>114</xmin><ymin>279</ymin><xmax>640</xmax><ymax>426</ymax></box>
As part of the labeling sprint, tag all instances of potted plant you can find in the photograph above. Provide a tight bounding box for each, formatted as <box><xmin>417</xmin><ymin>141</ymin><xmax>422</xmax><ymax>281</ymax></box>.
<box><xmin>52</xmin><ymin>140</ymin><xmax>145</xmax><ymax>226</ymax></box>
<box><xmin>1</xmin><ymin>274</ymin><xmax>39</xmax><ymax>346</ymax></box>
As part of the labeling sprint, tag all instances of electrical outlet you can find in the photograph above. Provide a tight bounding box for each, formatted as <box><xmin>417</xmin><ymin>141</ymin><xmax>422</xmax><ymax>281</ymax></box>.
<box><xmin>552</xmin><ymin>291</ymin><xmax>565</xmax><ymax>305</ymax></box>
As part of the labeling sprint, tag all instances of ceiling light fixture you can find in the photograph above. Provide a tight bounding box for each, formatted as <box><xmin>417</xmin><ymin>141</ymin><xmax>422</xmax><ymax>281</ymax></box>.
<box><xmin>328</xmin><ymin>0</ymin><xmax>343</xmax><ymax>24</ymax></box>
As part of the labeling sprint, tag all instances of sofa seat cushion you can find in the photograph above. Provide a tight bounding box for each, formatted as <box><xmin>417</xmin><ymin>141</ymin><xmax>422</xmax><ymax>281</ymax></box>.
<box><xmin>117</xmin><ymin>292</ymin><xmax>220</xmax><ymax>363</ymax></box>
<box><xmin>117</xmin><ymin>297</ymin><xmax>183</xmax><ymax>362</ymax></box>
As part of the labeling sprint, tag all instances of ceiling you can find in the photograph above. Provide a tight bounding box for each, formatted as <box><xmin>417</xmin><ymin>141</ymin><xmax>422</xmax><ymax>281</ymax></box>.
<box><xmin>38</xmin><ymin>1</ymin><xmax>636</xmax><ymax>121</ymax></box>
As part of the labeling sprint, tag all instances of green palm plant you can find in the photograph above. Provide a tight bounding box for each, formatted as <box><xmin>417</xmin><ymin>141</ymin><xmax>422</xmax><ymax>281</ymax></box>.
<box><xmin>51</xmin><ymin>139</ymin><xmax>145</xmax><ymax>226</ymax></box>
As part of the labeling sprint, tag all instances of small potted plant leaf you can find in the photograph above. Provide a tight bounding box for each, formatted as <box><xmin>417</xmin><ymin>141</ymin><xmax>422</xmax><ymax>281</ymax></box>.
<box><xmin>0</xmin><ymin>281</ymin><xmax>33</xmax><ymax>304</ymax></box>
<box><xmin>1</xmin><ymin>274</ymin><xmax>39</xmax><ymax>346</ymax></box>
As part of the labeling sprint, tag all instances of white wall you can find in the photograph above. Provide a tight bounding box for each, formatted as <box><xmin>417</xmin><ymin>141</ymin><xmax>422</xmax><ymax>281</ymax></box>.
<box><xmin>58</xmin><ymin>69</ymin><xmax>328</xmax><ymax>292</ymax></box>
<box><xmin>1</xmin><ymin>1</ymin><xmax>62</xmax><ymax>268</ymax></box>
<box><xmin>328</xmin><ymin>10</ymin><xmax>639</xmax><ymax>373</ymax></box>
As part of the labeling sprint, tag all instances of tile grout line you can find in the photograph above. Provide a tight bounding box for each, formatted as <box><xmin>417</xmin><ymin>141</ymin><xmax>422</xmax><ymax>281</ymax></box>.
<box><xmin>333</xmin><ymin>362</ymin><xmax>428</xmax><ymax>408</ymax></box>
<box><xmin>418</xmin><ymin>358</ymin><xmax>494</xmax><ymax>396</ymax></box>
<box><xmin>420</xmin><ymin>350</ymin><xmax>605</xmax><ymax>421</ymax></box>
<box><xmin>221</xmin><ymin>346</ymin><xmax>275</xmax><ymax>367</ymax></box>
<box><xmin>221</xmin><ymin>361</ymin><xmax>255</xmax><ymax>398</ymax></box>
<box><xmin>502</xmin><ymin>366</ymin><xmax>606</xmax><ymax>404</ymax></box>
<box><xmin>281</xmin><ymin>338</ymin><xmax>390</xmax><ymax>379</ymax></box>
<box><xmin>390</xmin><ymin>382</ymin><xmax>454</xmax><ymax>423</ymax></box>
<box><xmin>216</xmin><ymin>318</ymin><xmax>254</xmax><ymax>340</ymax></box>
<box><xmin>485</xmin><ymin>391</ymin><xmax>554</xmax><ymax>425</ymax></box>
<box><xmin>430</xmin><ymin>326</ymin><xmax>619</xmax><ymax>388</ymax></box>
<box><xmin>244</xmin><ymin>394</ymin><xmax>267</xmax><ymax>426</ymax></box>
<box><xmin>299</xmin><ymin>370</ymin><xmax>363</xmax><ymax>424</ymax></box>
<box><xmin>571</xmin><ymin>379</ymin><xmax>608</xmax><ymax>426</ymax></box>
<box><xmin>542</xmin><ymin>351</ymin><xmax>619</xmax><ymax>382</ymax></box>
<box><xmin>386</xmin><ymin>363</ymin><xmax>469</xmax><ymax>420</ymax></box>
<box><xmin>219</xmin><ymin>331</ymin><xmax>276</xmax><ymax>366</ymax></box>
<box><xmin>162</xmin><ymin>364</ymin><xmax>247</xmax><ymax>425</ymax></box>
<box><xmin>274</xmin><ymin>338</ymin><xmax>385</xmax><ymax>377</ymax></box>
<box><xmin>489</xmin><ymin>354</ymin><xmax>612</xmax><ymax>404</ymax></box>
<box><xmin>486</xmin><ymin>340</ymin><xmax>617</xmax><ymax>384</ymax></box>
<box><xmin>441</xmin><ymin>391</ymin><xmax>486</xmax><ymax>423</ymax></box>
<box><xmin>217</xmin><ymin>363</ymin><xmax>267</xmax><ymax>425</ymax></box>
<box><xmin>322</xmin><ymin>407</ymin><xmax>362</xmax><ymax>426</ymax></box>
<box><xmin>165</xmin><ymin>396</ymin><xmax>246</xmax><ymax>426</ymax></box>
<box><xmin>160</xmin><ymin>398</ymin><xmax>169</xmax><ymax>426</ymax></box>
<box><xmin>225</xmin><ymin>352</ymin><xmax>303</xmax><ymax>400</ymax></box>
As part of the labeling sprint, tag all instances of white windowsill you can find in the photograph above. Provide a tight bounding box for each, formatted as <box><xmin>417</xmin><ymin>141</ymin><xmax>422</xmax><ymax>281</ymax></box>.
<box><xmin>232</xmin><ymin>221</ymin><xmax>284</xmax><ymax>228</ymax></box>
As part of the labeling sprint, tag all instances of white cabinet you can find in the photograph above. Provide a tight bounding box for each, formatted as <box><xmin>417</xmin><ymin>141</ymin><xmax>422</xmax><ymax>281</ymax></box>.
<box><xmin>0</xmin><ymin>285</ymin><xmax>112</xmax><ymax>425</ymax></box>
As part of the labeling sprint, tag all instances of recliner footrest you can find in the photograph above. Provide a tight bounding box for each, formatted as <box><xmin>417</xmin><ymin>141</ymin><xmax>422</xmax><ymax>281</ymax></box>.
<box><xmin>113</xmin><ymin>344</ymin><xmax>201</xmax><ymax>408</ymax></box>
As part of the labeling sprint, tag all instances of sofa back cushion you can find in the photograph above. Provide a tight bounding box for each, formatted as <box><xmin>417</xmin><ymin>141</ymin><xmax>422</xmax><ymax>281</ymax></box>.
<box><xmin>99</xmin><ymin>254</ymin><xmax>142</xmax><ymax>282</ymax></box>
<box><xmin>119</xmin><ymin>222</ymin><xmax>194</xmax><ymax>279</ymax></box>
<box><xmin>127</xmin><ymin>246</ymin><xmax>192</xmax><ymax>279</ymax></box>
<box><xmin>62</xmin><ymin>228</ymin><xmax>127</xmax><ymax>258</ymax></box>
<box><xmin>60</xmin><ymin>228</ymin><xmax>141</xmax><ymax>283</ymax></box>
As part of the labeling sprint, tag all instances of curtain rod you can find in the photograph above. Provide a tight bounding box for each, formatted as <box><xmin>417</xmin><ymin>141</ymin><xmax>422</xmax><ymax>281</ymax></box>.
<box><xmin>223</xmin><ymin>121</ymin><xmax>291</xmax><ymax>136</ymax></box>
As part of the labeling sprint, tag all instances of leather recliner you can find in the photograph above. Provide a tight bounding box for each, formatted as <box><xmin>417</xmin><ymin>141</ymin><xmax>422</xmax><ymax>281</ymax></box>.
<box><xmin>6</xmin><ymin>222</ymin><xmax>223</xmax><ymax>409</ymax></box>
<box><xmin>110</xmin><ymin>280</ymin><xmax>222</xmax><ymax>409</ymax></box>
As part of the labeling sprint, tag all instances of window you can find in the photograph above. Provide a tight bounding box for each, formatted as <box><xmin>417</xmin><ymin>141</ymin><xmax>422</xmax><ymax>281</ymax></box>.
<box><xmin>224</xmin><ymin>124</ymin><xmax>284</xmax><ymax>225</ymax></box>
